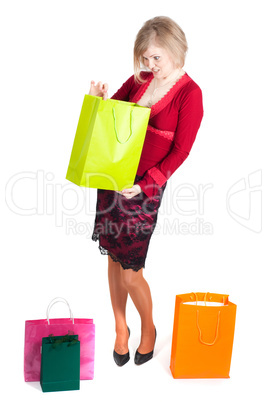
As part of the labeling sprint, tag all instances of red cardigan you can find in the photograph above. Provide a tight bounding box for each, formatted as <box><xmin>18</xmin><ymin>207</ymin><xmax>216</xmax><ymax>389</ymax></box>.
<box><xmin>111</xmin><ymin>72</ymin><xmax>203</xmax><ymax>198</ymax></box>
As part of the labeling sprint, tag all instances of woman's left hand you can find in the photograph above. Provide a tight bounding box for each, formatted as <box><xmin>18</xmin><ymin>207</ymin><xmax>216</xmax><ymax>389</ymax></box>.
<box><xmin>119</xmin><ymin>184</ymin><xmax>142</xmax><ymax>199</ymax></box>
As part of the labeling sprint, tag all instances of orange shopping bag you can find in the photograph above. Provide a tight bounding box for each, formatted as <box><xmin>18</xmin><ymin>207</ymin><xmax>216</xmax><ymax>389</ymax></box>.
<box><xmin>170</xmin><ymin>292</ymin><xmax>237</xmax><ymax>379</ymax></box>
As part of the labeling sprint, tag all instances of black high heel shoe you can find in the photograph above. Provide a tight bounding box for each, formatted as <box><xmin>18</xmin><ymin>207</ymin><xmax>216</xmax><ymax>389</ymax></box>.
<box><xmin>134</xmin><ymin>327</ymin><xmax>157</xmax><ymax>366</ymax></box>
<box><xmin>113</xmin><ymin>327</ymin><xmax>130</xmax><ymax>367</ymax></box>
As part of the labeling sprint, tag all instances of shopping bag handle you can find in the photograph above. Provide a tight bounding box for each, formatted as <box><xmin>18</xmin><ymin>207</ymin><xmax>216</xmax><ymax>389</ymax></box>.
<box><xmin>191</xmin><ymin>292</ymin><xmax>221</xmax><ymax>346</ymax></box>
<box><xmin>196</xmin><ymin>310</ymin><xmax>221</xmax><ymax>346</ymax></box>
<box><xmin>46</xmin><ymin>297</ymin><xmax>74</xmax><ymax>325</ymax></box>
<box><xmin>112</xmin><ymin>107</ymin><xmax>134</xmax><ymax>144</ymax></box>
<box><xmin>191</xmin><ymin>292</ymin><xmax>209</xmax><ymax>305</ymax></box>
<box><xmin>191</xmin><ymin>292</ymin><xmax>228</xmax><ymax>305</ymax></box>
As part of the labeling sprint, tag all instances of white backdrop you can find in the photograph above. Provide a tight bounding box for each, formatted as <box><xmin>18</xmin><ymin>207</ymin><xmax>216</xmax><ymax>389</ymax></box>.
<box><xmin>1</xmin><ymin>0</ymin><xmax>266</xmax><ymax>401</ymax></box>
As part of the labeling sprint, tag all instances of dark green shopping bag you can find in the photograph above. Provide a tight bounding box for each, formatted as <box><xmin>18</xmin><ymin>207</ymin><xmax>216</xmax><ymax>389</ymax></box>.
<box><xmin>40</xmin><ymin>334</ymin><xmax>80</xmax><ymax>392</ymax></box>
<box><xmin>66</xmin><ymin>95</ymin><xmax>150</xmax><ymax>191</ymax></box>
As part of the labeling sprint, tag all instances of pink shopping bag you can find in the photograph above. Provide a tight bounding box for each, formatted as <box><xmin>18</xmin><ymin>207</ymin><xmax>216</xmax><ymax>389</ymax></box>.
<box><xmin>24</xmin><ymin>297</ymin><xmax>95</xmax><ymax>382</ymax></box>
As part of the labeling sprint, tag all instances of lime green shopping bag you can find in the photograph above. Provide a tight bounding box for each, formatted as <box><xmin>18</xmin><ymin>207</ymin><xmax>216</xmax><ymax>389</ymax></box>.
<box><xmin>66</xmin><ymin>95</ymin><xmax>151</xmax><ymax>191</ymax></box>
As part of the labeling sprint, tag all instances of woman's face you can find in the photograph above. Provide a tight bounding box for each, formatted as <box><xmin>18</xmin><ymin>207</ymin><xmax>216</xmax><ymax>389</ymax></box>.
<box><xmin>142</xmin><ymin>42</ymin><xmax>176</xmax><ymax>80</ymax></box>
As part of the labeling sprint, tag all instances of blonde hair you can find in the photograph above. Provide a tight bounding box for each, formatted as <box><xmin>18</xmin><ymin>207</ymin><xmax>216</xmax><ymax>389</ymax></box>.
<box><xmin>134</xmin><ymin>16</ymin><xmax>188</xmax><ymax>83</ymax></box>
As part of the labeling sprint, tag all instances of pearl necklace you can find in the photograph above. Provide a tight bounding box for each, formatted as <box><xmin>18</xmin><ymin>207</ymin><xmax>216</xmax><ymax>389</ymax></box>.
<box><xmin>147</xmin><ymin>69</ymin><xmax>183</xmax><ymax>108</ymax></box>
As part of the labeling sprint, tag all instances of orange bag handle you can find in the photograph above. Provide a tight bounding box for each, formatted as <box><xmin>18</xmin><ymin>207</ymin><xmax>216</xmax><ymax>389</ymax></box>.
<box><xmin>191</xmin><ymin>292</ymin><xmax>221</xmax><ymax>346</ymax></box>
<box><xmin>191</xmin><ymin>292</ymin><xmax>212</xmax><ymax>305</ymax></box>
<box><xmin>196</xmin><ymin>310</ymin><xmax>221</xmax><ymax>346</ymax></box>
<box><xmin>191</xmin><ymin>292</ymin><xmax>228</xmax><ymax>305</ymax></box>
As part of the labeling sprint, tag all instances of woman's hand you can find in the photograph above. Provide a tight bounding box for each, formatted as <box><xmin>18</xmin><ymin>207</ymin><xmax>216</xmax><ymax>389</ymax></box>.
<box><xmin>120</xmin><ymin>184</ymin><xmax>142</xmax><ymax>199</ymax></box>
<box><xmin>89</xmin><ymin>80</ymin><xmax>108</xmax><ymax>100</ymax></box>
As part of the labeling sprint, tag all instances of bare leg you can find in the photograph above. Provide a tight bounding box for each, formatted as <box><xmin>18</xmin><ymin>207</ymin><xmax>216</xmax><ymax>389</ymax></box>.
<box><xmin>108</xmin><ymin>255</ymin><xmax>129</xmax><ymax>354</ymax></box>
<box><xmin>121</xmin><ymin>267</ymin><xmax>156</xmax><ymax>354</ymax></box>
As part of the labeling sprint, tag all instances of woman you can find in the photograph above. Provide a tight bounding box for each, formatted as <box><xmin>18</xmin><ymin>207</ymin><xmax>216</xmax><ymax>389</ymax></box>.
<box><xmin>90</xmin><ymin>16</ymin><xmax>203</xmax><ymax>366</ymax></box>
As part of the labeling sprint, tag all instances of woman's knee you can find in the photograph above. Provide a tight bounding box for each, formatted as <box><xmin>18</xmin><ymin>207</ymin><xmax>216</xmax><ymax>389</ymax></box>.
<box><xmin>121</xmin><ymin>268</ymin><xmax>143</xmax><ymax>290</ymax></box>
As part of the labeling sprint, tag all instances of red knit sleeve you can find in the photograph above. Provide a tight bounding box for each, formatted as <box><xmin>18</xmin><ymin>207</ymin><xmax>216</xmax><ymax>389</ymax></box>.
<box><xmin>111</xmin><ymin>75</ymin><xmax>135</xmax><ymax>101</ymax></box>
<box><xmin>137</xmin><ymin>85</ymin><xmax>204</xmax><ymax>198</ymax></box>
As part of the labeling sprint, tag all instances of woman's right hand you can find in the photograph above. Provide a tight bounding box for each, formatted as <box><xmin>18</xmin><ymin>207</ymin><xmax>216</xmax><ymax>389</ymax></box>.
<box><xmin>89</xmin><ymin>80</ymin><xmax>108</xmax><ymax>100</ymax></box>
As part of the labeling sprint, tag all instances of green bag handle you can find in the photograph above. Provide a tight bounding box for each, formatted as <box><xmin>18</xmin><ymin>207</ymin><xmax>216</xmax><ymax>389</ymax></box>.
<box><xmin>112</xmin><ymin>107</ymin><xmax>134</xmax><ymax>144</ymax></box>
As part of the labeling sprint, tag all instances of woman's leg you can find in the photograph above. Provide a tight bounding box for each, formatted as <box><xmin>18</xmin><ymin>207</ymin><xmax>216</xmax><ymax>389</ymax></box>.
<box><xmin>121</xmin><ymin>267</ymin><xmax>156</xmax><ymax>354</ymax></box>
<box><xmin>108</xmin><ymin>255</ymin><xmax>129</xmax><ymax>354</ymax></box>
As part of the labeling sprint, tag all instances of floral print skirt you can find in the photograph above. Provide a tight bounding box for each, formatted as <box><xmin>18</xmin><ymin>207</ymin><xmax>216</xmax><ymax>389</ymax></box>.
<box><xmin>92</xmin><ymin>175</ymin><xmax>166</xmax><ymax>271</ymax></box>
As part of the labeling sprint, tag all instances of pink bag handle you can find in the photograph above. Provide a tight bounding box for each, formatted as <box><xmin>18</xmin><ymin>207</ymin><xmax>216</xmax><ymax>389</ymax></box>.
<box><xmin>46</xmin><ymin>297</ymin><xmax>74</xmax><ymax>325</ymax></box>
